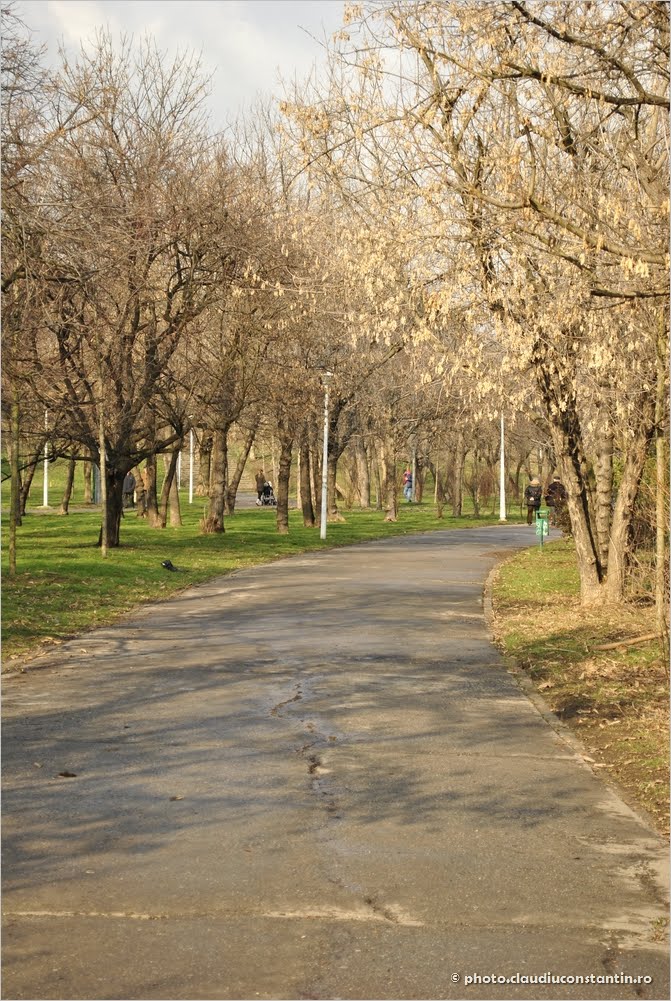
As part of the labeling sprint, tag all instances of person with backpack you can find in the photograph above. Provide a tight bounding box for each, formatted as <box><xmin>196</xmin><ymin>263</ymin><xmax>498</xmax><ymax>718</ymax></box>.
<box><xmin>524</xmin><ymin>476</ymin><xmax>542</xmax><ymax>525</ymax></box>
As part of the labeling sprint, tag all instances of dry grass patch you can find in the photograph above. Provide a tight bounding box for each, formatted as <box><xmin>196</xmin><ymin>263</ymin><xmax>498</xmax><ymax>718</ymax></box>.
<box><xmin>492</xmin><ymin>541</ymin><xmax>669</xmax><ymax>835</ymax></box>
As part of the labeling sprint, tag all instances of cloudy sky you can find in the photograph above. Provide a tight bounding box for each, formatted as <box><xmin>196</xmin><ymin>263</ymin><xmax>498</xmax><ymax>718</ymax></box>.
<box><xmin>15</xmin><ymin>0</ymin><xmax>348</xmax><ymax>128</ymax></box>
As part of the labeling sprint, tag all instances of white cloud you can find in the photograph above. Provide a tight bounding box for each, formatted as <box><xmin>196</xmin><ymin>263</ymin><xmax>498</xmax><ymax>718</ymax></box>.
<box><xmin>16</xmin><ymin>0</ymin><xmax>346</xmax><ymax>125</ymax></box>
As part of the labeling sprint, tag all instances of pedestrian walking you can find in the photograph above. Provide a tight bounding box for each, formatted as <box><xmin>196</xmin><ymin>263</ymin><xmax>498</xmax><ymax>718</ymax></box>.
<box><xmin>524</xmin><ymin>476</ymin><xmax>542</xmax><ymax>525</ymax></box>
<box><xmin>255</xmin><ymin>469</ymin><xmax>267</xmax><ymax>502</ymax></box>
<box><xmin>402</xmin><ymin>466</ymin><xmax>413</xmax><ymax>503</ymax></box>
<box><xmin>122</xmin><ymin>471</ymin><xmax>136</xmax><ymax>509</ymax></box>
<box><xmin>545</xmin><ymin>474</ymin><xmax>568</xmax><ymax>527</ymax></box>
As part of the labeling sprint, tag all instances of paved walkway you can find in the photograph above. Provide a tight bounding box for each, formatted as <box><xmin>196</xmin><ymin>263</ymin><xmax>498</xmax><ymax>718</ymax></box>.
<box><xmin>2</xmin><ymin>527</ymin><xmax>668</xmax><ymax>1000</ymax></box>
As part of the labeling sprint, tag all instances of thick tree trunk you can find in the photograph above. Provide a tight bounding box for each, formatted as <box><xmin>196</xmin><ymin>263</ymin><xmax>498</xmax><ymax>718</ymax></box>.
<box><xmin>159</xmin><ymin>449</ymin><xmax>180</xmax><ymax>528</ymax></box>
<box><xmin>144</xmin><ymin>455</ymin><xmax>161</xmax><ymax>528</ymax></box>
<box><xmin>551</xmin><ymin>424</ymin><xmax>604</xmax><ymax>605</ymax></box>
<box><xmin>201</xmin><ymin>429</ymin><xmax>226</xmax><ymax>533</ymax></box>
<box><xmin>135</xmin><ymin>466</ymin><xmax>147</xmax><ymax>517</ymax></box>
<box><xmin>534</xmin><ymin>343</ymin><xmax>605</xmax><ymax>605</ymax></box>
<box><xmin>327</xmin><ymin>451</ymin><xmax>345</xmax><ymax>522</ymax></box>
<box><xmin>603</xmin><ymin>397</ymin><xmax>656</xmax><ymax>603</ymax></box>
<box><xmin>196</xmin><ymin>434</ymin><xmax>212</xmax><ymax>496</ymax></box>
<box><xmin>97</xmin><ymin>467</ymin><xmax>125</xmax><ymax>548</ymax></box>
<box><xmin>594</xmin><ymin>427</ymin><xmax>614</xmax><ymax>572</ymax></box>
<box><xmin>59</xmin><ymin>458</ymin><xmax>76</xmax><ymax>515</ymax></box>
<box><xmin>276</xmin><ymin>434</ymin><xmax>293</xmax><ymax>535</ymax></box>
<box><xmin>299</xmin><ymin>438</ymin><xmax>315</xmax><ymax>527</ymax></box>
<box><xmin>655</xmin><ymin>330</ymin><xmax>669</xmax><ymax>638</ymax></box>
<box><xmin>225</xmin><ymin>425</ymin><xmax>255</xmax><ymax>515</ymax></box>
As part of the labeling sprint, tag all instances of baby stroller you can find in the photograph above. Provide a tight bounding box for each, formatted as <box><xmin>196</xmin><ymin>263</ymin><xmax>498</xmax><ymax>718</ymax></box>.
<box><xmin>258</xmin><ymin>481</ymin><xmax>277</xmax><ymax>507</ymax></box>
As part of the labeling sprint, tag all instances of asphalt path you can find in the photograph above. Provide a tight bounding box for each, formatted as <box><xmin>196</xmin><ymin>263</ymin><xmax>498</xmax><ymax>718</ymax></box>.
<box><xmin>2</xmin><ymin>526</ymin><xmax>668</xmax><ymax>1000</ymax></box>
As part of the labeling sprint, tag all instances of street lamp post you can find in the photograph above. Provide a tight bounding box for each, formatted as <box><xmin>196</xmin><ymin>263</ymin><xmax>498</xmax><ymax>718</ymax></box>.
<box><xmin>189</xmin><ymin>429</ymin><xmax>194</xmax><ymax>504</ymax></box>
<box><xmin>41</xmin><ymin>409</ymin><xmax>49</xmax><ymax>507</ymax></box>
<box><xmin>320</xmin><ymin>371</ymin><xmax>333</xmax><ymax>541</ymax></box>
<box><xmin>499</xmin><ymin>414</ymin><xmax>507</xmax><ymax>522</ymax></box>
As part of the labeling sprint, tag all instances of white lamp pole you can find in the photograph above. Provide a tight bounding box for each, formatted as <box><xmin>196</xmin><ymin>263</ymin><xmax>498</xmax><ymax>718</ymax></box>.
<box><xmin>499</xmin><ymin>414</ymin><xmax>507</xmax><ymax>522</ymax></box>
<box><xmin>188</xmin><ymin>429</ymin><xmax>194</xmax><ymax>504</ymax></box>
<box><xmin>42</xmin><ymin>409</ymin><xmax>49</xmax><ymax>507</ymax></box>
<box><xmin>320</xmin><ymin>372</ymin><xmax>333</xmax><ymax>540</ymax></box>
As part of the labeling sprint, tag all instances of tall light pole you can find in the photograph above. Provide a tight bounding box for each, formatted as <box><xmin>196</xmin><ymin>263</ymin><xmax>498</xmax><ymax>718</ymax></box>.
<box><xmin>41</xmin><ymin>409</ymin><xmax>49</xmax><ymax>507</ymax></box>
<box><xmin>320</xmin><ymin>371</ymin><xmax>333</xmax><ymax>540</ymax></box>
<box><xmin>499</xmin><ymin>414</ymin><xmax>507</xmax><ymax>522</ymax></box>
<box><xmin>189</xmin><ymin>428</ymin><xmax>194</xmax><ymax>504</ymax></box>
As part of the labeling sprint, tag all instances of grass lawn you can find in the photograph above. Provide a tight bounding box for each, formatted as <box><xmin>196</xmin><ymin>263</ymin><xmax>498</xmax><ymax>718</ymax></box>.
<box><xmin>491</xmin><ymin>540</ymin><xmax>669</xmax><ymax>836</ymax></box>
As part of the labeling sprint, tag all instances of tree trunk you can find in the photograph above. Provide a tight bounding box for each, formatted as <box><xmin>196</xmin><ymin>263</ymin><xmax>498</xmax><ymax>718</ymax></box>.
<box><xmin>427</xmin><ymin>459</ymin><xmax>446</xmax><ymax>518</ymax></box>
<box><xmin>327</xmin><ymin>450</ymin><xmax>345</xmax><ymax>522</ymax></box>
<box><xmin>225</xmin><ymin>425</ymin><xmax>256</xmax><ymax>515</ymax></box>
<box><xmin>19</xmin><ymin>441</ymin><xmax>44</xmax><ymax>516</ymax></box>
<box><xmin>98</xmin><ymin>404</ymin><xmax>108</xmax><ymax>556</ymax></box>
<box><xmin>299</xmin><ymin>438</ymin><xmax>315</xmax><ymax>527</ymax></box>
<box><xmin>415</xmin><ymin>459</ymin><xmax>425</xmax><ymax>503</ymax></box>
<box><xmin>310</xmin><ymin>440</ymin><xmax>321</xmax><ymax>520</ymax></box>
<box><xmin>97</xmin><ymin>467</ymin><xmax>126</xmax><ymax>547</ymax></box>
<box><xmin>468</xmin><ymin>445</ymin><xmax>480</xmax><ymax>518</ymax></box>
<box><xmin>144</xmin><ymin>455</ymin><xmax>161</xmax><ymax>528</ymax></box>
<box><xmin>83</xmin><ymin>459</ymin><xmax>93</xmax><ymax>504</ymax></box>
<box><xmin>371</xmin><ymin>444</ymin><xmax>383</xmax><ymax>510</ymax></box>
<box><xmin>535</xmin><ymin>346</ymin><xmax>605</xmax><ymax>605</ymax></box>
<box><xmin>196</xmin><ymin>434</ymin><xmax>212</xmax><ymax>496</ymax></box>
<box><xmin>159</xmin><ymin>449</ymin><xmax>180</xmax><ymax>528</ymax></box>
<box><xmin>379</xmin><ymin>438</ymin><xmax>398</xmax><ymax>522</ymax></box>
<box><xmin>59</xmin><ymin>458</ymin><xmax>76</xmax><ymax>515</ymax></box>
<box><xmin>551</xmin><ymin>425</ymin><xmax>604</xmax><ymax>605</ymax></box>
<box><xmin>271</xmin><ymin>436</ymin><xmax>278</xmax><ymax>488</ymax></box>
<box><xmin>603</xmin><ymin>396</ymin><xmax>656</xmax><ymax>603</ymax></box>
<box><xmin>452</xmin><ymin>431</ymin><xmax>465</xmax><ymax>516</ymax></box>
<box><xmin>655</xmin><ymin>321</ymin><xmax>669</xmax><ymax>638</ymax></box>
<box><xmin>594</xmin><ymin>427</ymin><xmax>614</xmax><ymax>572</ymax></box>
<box><xmin>169</xmin><ymin>464</ymin><xmax>182</xmax><ymax>526</ymax></box>
<box><xmin>135</xmin><ymin>466</ymin><xmax>147</xmax><ymax>517</ymax></box>
<box><xmin>8</xmin><ymin>394</ymin><xmax>20</xmax><ymax>576</ymax></box>
<box><xmin>354</xmin><ymin>437</ymin><xmax>371</xmax><ymax>508</ymax></box>
<box><xmin>276</xmin><ymin>433</ymin><xmax>293</xmax><ymax>534</ymax></box>
<box><xmin>201</xmin><ymin>429</ymin><xmax>226</xmax><ymax>533</ymax></box>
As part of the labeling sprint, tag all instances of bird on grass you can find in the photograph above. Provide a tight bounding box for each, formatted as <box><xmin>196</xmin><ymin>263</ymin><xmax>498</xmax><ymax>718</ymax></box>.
<box><xmin>161</xmin><ymin>559</ymin><xmax>184</xmax><ymax>572</ymax></box>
